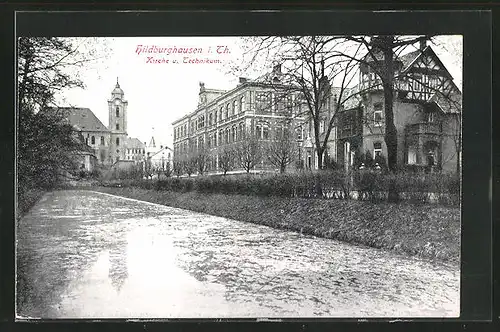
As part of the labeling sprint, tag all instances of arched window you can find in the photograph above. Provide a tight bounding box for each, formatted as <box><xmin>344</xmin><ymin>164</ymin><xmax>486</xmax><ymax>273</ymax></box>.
<box><xmin>256</xmin><ymin>124</ymin><xmax>262</xmax><ymax>139</ymax></box>
<box><xmin>232</xmin><ymin>126</ymin><xmax>237</xmax><ymax>142</ymax></box>
<box><xmin>100</xmin><ymin>136</ymin><xmax>105</xmax><ymax>145</ymax></box>
<box><xmin>239</xmin><ymin>122</ymin><xmax>244</xmax><ymax>139</ymax></box>
<box><xmin>116</xmin><ymin>137</ymin><xmax>120</xmax><ymax>146</ymax></box>
<box><xmin>116</xmin><ymin>123</ymin><xmax>120</xmax><ymax>130</ymax></box>
<box><xmin>225</xmin><ymin>104</ymin><xmax>230</xmax><ymax>118</ymax></box>
<box><xmin>233</xmin><ymin>100</ymin><xmax>238</xmax><ymax>115</ymax></box>
<box><xmin>240</xmin><ymin>96</ymin><xmax>245</xmax><ymax>113</ymax></box>
<box><xmin>91</xmin><ymin>136</ymin><xmax>95</xmax><ymax>145</ymax></box>
<box><xmin>116</xmin><ymin>107</ymin><xmax>120</xmax><ymax>117</ymax></box>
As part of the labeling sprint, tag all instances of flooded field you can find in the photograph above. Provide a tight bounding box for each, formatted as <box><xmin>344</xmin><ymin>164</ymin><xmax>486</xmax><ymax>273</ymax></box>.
<box><xmin>16</xmin><ymin>190</ymin><xmax>460</xmax><ymax>319</ymax></box>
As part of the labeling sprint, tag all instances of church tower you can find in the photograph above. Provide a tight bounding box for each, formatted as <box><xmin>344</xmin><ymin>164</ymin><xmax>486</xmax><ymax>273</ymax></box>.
<box><xmin>108</xmin><ymin>78</ymin><xmax>128</xmax><ymax>163</ymax></box>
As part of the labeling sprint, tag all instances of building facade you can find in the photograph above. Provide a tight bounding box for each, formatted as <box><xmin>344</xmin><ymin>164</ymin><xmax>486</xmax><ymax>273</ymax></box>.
<box><xmin>328</xmin><ymin>42</ymin><xmax>461</xmax><ymax>173</ymax></box>
<box><xmin>172</xmin><ymin>66</ymin><xmax>307</xmax><ymax>175</ymax></box>
<box><xmin>172</xmin><ymin>43</ymin><xmax>461</xmax><ymax>176</ymax></box>
<box><xmin>60</xmin><ymin>79</ymin><xmax>147</xmax><ymax>171</ymax></box>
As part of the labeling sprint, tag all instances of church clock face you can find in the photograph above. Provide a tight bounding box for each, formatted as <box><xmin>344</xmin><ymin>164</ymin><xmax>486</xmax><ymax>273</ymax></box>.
<box><xmin>114</xmin><ymin>99</ymin><xmax>120</xmax><ymax>106</ymax></box>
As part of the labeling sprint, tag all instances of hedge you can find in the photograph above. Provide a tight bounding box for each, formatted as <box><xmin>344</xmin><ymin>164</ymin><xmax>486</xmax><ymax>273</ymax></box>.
<box><xmin>101</xmin><ymin>170</ymin><xmax>460</xmax><ymax>206</ymax></box>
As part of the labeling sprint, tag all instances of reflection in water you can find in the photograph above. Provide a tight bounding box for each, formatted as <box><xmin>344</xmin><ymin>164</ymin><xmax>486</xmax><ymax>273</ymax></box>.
<box><xmin>108</xmin><ymin>234</ymin><xmax>128</xmax><ymax>293</ymax></box>
<box><xmin>17</xmin><ymin>190</ymin><xmax>460</xmax><ymax>318</ymax></box>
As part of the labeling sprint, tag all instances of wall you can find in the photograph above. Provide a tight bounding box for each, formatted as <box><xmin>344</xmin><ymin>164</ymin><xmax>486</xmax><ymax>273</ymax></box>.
<box><xmin>361</xmin><ymin>91</ymin><xmax>424</xmax><ymax>166</ymax></box>
<box><xmin>440</xmin><ymin>113</ymin><xmax>460</xmax><ymax>173</ymax></box>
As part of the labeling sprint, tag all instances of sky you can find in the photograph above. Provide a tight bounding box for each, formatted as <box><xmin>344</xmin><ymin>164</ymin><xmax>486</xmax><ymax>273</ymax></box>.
<box><xmin>55</xmin><ymin>36</ymin><xmax>462</xmax><ymax>150</ymax></box>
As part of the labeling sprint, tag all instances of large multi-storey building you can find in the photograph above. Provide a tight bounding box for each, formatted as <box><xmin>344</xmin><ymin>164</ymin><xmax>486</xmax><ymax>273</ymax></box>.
<box><xmin>172</xmin><ymin>65</ymin><xmax>307</xmax><ymax>174</ymax></box>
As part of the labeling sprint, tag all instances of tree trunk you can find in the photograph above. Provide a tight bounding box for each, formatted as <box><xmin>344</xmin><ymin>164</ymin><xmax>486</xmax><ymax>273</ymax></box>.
<box><xmin>316</xmin><ymin>147</ymin><xmax>324</xmax><ymax>171</ymax></box>
<box><xmin>381</xmin><ymin>36</ymin><xmax>399</xmax><ymax>203</ymax></box>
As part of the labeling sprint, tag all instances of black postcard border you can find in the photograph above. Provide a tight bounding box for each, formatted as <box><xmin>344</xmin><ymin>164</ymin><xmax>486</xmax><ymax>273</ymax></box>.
<box><xmin>1</xmin><ymin>8</ymin><xmax>494</xmax><ymax>332</ymax></box>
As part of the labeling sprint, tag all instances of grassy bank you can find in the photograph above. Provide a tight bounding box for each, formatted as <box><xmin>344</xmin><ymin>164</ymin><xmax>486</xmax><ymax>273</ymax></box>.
<box><xmin>17</xmin><ymin>188</ymin><xmax>46</xmax><ymax>220</ymax></box>
<box><xmin>93</xmin><ymin>187</ymin><xmax>460</xmax><ymax>264</ymax></box>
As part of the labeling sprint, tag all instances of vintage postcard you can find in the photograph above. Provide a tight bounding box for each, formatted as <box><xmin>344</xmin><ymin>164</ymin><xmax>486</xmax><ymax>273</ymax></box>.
<box><xmin>16</xmin><ymin>15</ymin><xmax>464</xmax><ymax>319</ymax></box>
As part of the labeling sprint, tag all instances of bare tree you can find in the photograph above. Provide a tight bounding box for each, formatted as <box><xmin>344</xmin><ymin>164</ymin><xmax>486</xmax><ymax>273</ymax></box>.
<box><xmin>144</xmin><ymin>156</ymin><xmax>154</xmax><ymax>179</ymax></box>
<box><xmin>184</xmin><ymin>154</ymin><xmax>197</xmax><ymax>177</ymax></box>
<box><xmin>218</xmin><ymin>145</ymin><xmax>236</xmax><ymax>175</ymax></box>
<box><xmin>234</xmin><ymin>36</ymin><xmax>364</xmax><ymax>170</ymax></box>
<box><xmin>18</xmin><ymin>37</ymin><xmax>111</xmax><ymax>112</ymax></box>
<box><xmin>266</xmin><ymin>120</ymin><xmax>298</xmax><ymax>173</ymax></box>
<box><xmin>235</xmin><ymin>36</ymin><xmax>461</xmax><ymax>176</ymax></box>
<box><xmin>163</xmin><ymin>161</ymin><xmax>172</xmax><ymax>178</ymax></box>
<box><xmin>235</xmin><ymin>132</ymin><xmax>262</xmax><ymax>173</ymax></box>
<box><xmin>173</xmin><ymin>159</ymin><xmax>184</xmax><ymax>177</ymax></box>
<box><xmin>195</xmin><ymin>146</ymin><xmax>209</xmax><ymax>176</ymax></box>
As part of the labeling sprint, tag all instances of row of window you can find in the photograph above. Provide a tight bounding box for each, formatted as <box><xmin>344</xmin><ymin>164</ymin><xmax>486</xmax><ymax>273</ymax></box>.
<box><xmin>174</xmin><ymin>90</ymin><xmax>309</xmax><ymax>141</ymax></box>
<box><xmin>86</xmin><ymin>136</ymin><xmax>106</xmax><ymax>145</ymax></box>
<box><xmin>256</xmin><ymin>92</ymin><xmax>294</xmax><ymax>113</ymax></box>
<box><xmin>360</xmin><ymin>71</ymin><xmax>443</xmax><ymax>95</ymax></box>
<box><xmin>127</xmin><ymin>148</ymin><xmax>145</xmax><ymax>154</ymax></box>
<box><xmin>174</xmin><ymin>96</ymin><xmax>247</xmax><ymax>140</ymax></box>
<box><xmin>174</xmin><ymin>124</ymin><xmax>305</xmax><ymax>156</ymax></box>
<box><xmin>85</xmin><ymin>136</ymin><xmax>122</xmax><ymax>146</ymax></box>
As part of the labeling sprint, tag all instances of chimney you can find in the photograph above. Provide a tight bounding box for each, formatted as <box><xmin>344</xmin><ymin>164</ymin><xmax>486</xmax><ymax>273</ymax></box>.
<box><xmin>199</xmin><ymin>81</ymin><xmax>205</xmax><ymax>92</ymax></box>
<box><xmin>419</xmin><ymin>39</ymin><xmax>427</xmax><ymax>50</ymax></box>
<box><xmin>239</xmin><ymin>77</ymin><xmax>248</xmax><ymax>84</ymax></box>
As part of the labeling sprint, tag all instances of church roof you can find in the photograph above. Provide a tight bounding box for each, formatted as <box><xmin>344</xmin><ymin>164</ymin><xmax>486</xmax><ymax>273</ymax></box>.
<box><xmin>112</xmin><ymin>78</ymin><xmax>124</xmax><ymax>95</ymax></box>
<box><xmin>125</xmin><ymin>137</ymin><xmax>146</xmax><ymax>149</ymax></box>
<box><xmin>148</xmin><ymin>136</ymin><xmax>156</xmax><ymax>148</ymax></box>
<box><xmin>50</xmin><ymin>107</ymin><xmax>110</xmax><ymax>132</ymax></box>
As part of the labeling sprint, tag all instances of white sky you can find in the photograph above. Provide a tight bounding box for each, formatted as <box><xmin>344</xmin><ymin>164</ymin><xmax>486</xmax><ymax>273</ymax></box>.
<box><xmin>55</xmin><ymin>36</ymin><xmax>462</xmax><ymax>149</ymax></box>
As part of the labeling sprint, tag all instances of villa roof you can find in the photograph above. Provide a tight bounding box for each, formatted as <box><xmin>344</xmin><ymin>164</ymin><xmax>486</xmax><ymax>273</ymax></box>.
<box><xmin>428</xmin><ymin>91</ymin><xmax>462</xmax><ymax>114</ymax></box>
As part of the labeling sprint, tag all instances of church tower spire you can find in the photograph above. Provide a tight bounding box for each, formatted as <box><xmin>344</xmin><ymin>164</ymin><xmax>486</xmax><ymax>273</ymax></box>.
<box><xmin>108</xmin><ymin>79</ymin><xmax>128</xmax><ymax>163</ymax></box>
<box><xmin>149</xmin><ymin>127</ymin><xmax>156</xmax><ymax>148</ymax></box>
